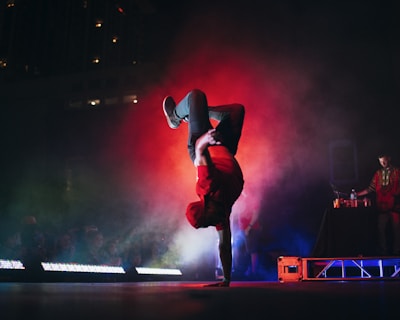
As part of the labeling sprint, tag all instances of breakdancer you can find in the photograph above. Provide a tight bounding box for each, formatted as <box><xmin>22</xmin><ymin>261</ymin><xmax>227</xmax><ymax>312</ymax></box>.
<box><xmin>163</xmin><ymin>89</ymin><xmax>245</xmax><ymax>287</ymax></box>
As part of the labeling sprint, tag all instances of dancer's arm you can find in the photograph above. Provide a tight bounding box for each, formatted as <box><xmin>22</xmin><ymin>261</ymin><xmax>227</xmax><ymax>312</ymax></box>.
<box><xmin>194</xmin><ymin>129</ymin><xmax>221</xmax><ymax>166</ymax></box>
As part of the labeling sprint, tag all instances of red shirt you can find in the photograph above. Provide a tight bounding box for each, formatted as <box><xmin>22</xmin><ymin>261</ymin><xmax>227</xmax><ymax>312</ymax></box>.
<box><xmin>238</xmin><ymin>213</ymin><xmax>261</xmax><ymax>231</ymax></box>
<box><xmin>195</xmin><ymin>145</ymin><xmax>244</xmax><ymax>230</ymax></box>
<box><xmin>368</xmin><ymin>166</ymin><xmax>400</xmax><ymax>212</ymax></box>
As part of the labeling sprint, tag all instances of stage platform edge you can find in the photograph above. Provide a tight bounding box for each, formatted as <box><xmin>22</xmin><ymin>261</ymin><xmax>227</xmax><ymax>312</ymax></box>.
<box><xmin>277</xmin><ymin>256</ymin><xmax>400</xmax><ymax>282</ymax></box>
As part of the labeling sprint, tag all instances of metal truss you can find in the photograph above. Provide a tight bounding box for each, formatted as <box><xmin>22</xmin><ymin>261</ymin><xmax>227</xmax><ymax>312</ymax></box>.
<box><xmin>302</xmin><ymin>257</ymin><xmax>400</xmax><ymax>281</ymax></box>
<box><xmin>277</xmin><ymin>256</ymin><xmax>400</xmax><ymax>282</ymax></box>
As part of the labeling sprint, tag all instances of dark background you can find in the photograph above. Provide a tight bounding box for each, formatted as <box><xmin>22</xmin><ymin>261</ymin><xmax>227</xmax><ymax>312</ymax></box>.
<box><xmin>0</xmin><ymin>0</ymin><xmax>399</xmax><ymax>275</ymax></box>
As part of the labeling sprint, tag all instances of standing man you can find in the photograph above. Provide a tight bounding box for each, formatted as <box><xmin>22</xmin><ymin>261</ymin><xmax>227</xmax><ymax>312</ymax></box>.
<box><xmin>236</xmin><ymin>204</ymin><xmax>262</xmax><ymax>279</ymax></box>
<box><xmin>232</xmin><ymin>186</ymin><xmax>263</xmax><ymax>280</ymax></box>
<box><xmin>357</xmin><ymin>154</ymin><xmax>400</xmax><ymax>256</ymax></box>
<box><xmin>163</xmin><ymin>89</ymin><xmax>245</xmax><ymax>287</ymax></box>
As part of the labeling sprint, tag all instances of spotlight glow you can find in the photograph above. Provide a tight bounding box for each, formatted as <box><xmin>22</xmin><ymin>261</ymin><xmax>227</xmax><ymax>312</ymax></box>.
<box><xmin>41</xmin><ymin>262</ymin><xmax>125</xmax><ymax>274</ymax></box>
<box><xmin>0</xmin><ymin>259</ymin><xmax>25</xmax><ymax>270</ymax></box>
<box><xmin>135</xmin><ymin>267</ymin><xmax>182</xmax><ymax>276</ymax></box>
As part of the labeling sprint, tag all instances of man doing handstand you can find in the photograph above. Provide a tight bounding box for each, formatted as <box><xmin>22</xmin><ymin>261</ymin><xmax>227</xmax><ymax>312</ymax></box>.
<box><xmin>162</xmin><ymin>89</ymin><xmax>245</xmax><ymax>287</ymax></box>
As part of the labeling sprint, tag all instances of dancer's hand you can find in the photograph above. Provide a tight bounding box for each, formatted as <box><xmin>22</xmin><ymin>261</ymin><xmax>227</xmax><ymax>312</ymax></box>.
<box><xmin>194</xmin><ymin>129</ymin><xmax>221</xmax><ymax>166</ymax></box>
<box><xmin>203</xmin><ymin>281</ymin><xmax>230</xmax><ymax>287</ymax></box>
<box><xmin>196</xmin><ymin>129</ymin><xmax>221</xmax><ymax>151</ymax></box>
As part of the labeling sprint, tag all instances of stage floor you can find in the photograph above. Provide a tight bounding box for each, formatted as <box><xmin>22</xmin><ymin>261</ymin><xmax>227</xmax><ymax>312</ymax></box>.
<box><xmin>0</xmin><ymin>280</ymin><xmax>398</xmax><ymax>319</ymax></box>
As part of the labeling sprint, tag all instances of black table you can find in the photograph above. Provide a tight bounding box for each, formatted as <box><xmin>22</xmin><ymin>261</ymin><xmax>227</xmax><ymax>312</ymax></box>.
<box><xmin>312</xmin><ymin>207</ymin><xmax>379</xmax><ymax>257</ymax></box>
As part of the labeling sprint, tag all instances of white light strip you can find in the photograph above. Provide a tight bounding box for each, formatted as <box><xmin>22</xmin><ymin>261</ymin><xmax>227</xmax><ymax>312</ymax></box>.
<box><xmin>41</xmin><ymin>262</ymin><xmax>125</xmax><ymax>274</ymax></box>
<box><xmin>135</xmin><ymin>267</ymin><xmax>182</xmax><ymax>276</ymax></box>
<box><xmin>0</xmin><ymin>259</ymin><xmax>25</xmax><ymax>270</ymax></box>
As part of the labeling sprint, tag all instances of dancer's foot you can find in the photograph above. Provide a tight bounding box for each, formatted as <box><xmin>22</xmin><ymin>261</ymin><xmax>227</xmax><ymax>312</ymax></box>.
<box><xmin>162</xmin><ymin>96</ymin><xmax>181</xmax><ymax>129</ymax></box>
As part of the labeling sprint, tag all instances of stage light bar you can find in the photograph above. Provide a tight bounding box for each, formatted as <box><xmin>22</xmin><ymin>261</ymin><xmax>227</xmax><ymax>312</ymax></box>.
<box><xmin>135</xmin><ymin>267</ymin><xmax>182</xmax><ymax>276</ymax></box>
<box><xmin>41</xmin><ymin>262</ymin><xmax>125</xmax><ymax>274</ymax></box>
<box><xmin>0</xmin><ymin>259</ymin><xmax>25</xmax><ymax>270</ymax></box>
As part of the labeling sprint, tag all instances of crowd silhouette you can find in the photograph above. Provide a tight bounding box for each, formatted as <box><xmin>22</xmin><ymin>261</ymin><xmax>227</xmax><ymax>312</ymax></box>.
<box><xmin>0</xmin><ymin>215</ymin><xmax>177</xmax><ymax>276</ymax></box>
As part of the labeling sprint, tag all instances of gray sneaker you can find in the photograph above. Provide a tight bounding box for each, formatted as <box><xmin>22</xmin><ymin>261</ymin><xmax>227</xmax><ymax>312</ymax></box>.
<box><xmin>162</xmin><ymin>96</ymin><xmax>181</xmax><ymax>129</ymax></box>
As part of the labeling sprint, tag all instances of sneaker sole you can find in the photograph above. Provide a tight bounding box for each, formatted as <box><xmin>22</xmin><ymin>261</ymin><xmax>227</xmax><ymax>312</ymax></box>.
<box><xmin>162</xmin><ymin>96</ymin><xmax>180</xmax><ymax>129</ymax></box>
